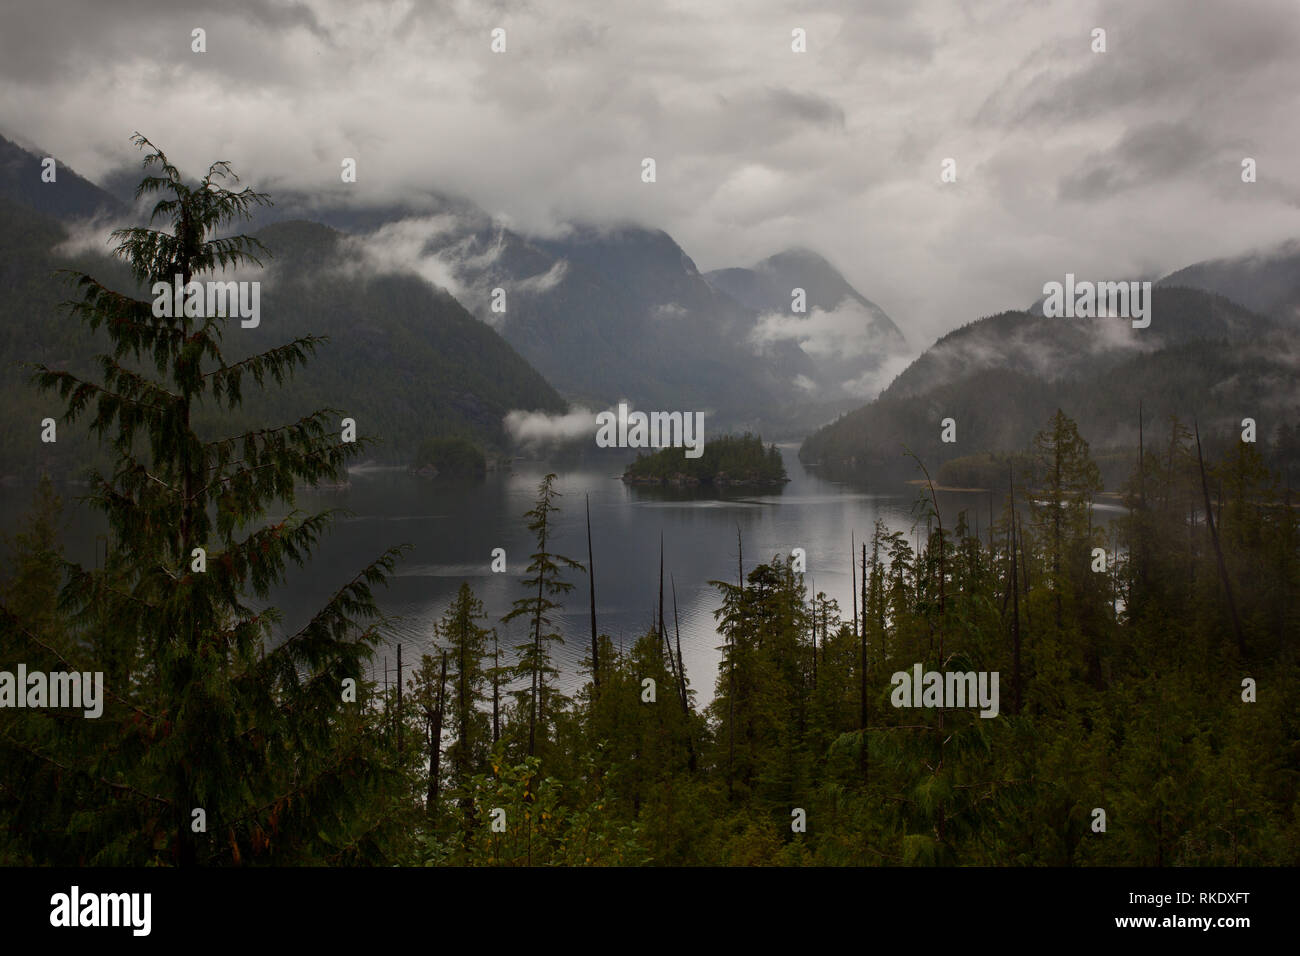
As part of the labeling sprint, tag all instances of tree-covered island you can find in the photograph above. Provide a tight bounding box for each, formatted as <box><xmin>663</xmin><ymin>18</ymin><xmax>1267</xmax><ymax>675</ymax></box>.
<box><xmin>622</xmin><ymin>433</ymin><xmax>790</xmax><ymax>487</ymax></box>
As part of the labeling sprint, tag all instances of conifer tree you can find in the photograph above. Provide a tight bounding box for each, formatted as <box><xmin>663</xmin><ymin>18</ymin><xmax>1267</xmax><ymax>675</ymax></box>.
<box><xmin>439</xmin><ymin>583</ymin><xmax>492</xmax><ymax>793</ymax></box>
<box><xmin>1030</xmin><ymin>410</ymin><xmax>1104</xmax><ymax>639</ymax></box>
<box><xmin>0</xmin><ymin>476</ymin><xmax>79</xmax><ymax>864</ymax></box>
<box><xmin>502</xmin><ymin>472</ymin><xmax>583</xmax><ymax>759</ymax></box>
<box><xmin>21</xmin><ymin>134</ymin><xmax>406</xmax><ymax>865</ymax></box>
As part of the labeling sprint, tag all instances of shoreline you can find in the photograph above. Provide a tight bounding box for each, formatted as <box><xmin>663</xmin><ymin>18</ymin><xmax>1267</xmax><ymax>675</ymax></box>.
<box><xmin>904</xmin><ymin>479</ymin><xmax>1126</xmax><ymax>500</ymax></box>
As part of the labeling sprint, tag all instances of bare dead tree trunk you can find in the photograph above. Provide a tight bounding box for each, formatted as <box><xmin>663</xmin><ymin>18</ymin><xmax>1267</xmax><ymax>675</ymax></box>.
<box><xmin>457</xmin><ymin>611</ymin><xmax>468</xmax><ymax>791</ymax></box>
<box><xmin>671</xmin><ymin>575</ymin><xmax>696</xmax><ymax>772</ymax></box>
<box><xmin>1053</xmin><ymin>441</ymin><xmax>1063</xmax><ymax>632</ymax></box>
<box><xmin>851</xmin><ymin>531</ymin><xmax>859</xmax><ymax>648</ymax></box>
<box><xmin>808</xmin><ymin>573</ymin><xmax>817</xmax><ymax>676</ymax></box>
<box><xmin>491</xmin><ymin>631</ymin><xmax>500</xmax><ymax>745</ymax></box>
<box><xmin>737</xmin><ymin>525</ymin><xmax>743</xmax><ymax>595</ymax></box>
<box><xmin>912</xmin><ymin>452</ymin><xmax>946</xmax><ymax>645</ymax></box>
<box><xmin>1018</xmin><ymin>513</ymin><xmax>1032</xmax><ymax>636</ymax></box>
<box><xmin>530</xmin><ymin>560</ymin><xmax>543</xmax><ymax>758</ymax></box>
<box><xmin>1196</xmin><ymin>421</ymin><xmax>1247</xmax><ymax>657</ymax></box>
<box><xmin>1010</xmin><ymin>466</ymin><xmax>1021</xmax><ymax>716</ymax></box>
<box><xmin>860</xmin><ymin>542</ymin><xmax>867</xmax><ymax>731</ymax></box>
<box><xmin>728</xmin><ymin>526</ymin><xmax>741</xmax><ymax>801</ymax></box>
<box><xmin>988</xmin><ymin>491</ymin><xmax>994</xmax><ymax>552</ymax></box>
<box><xmin>1139</xmin><ymin>400</ymin><xmax>1145</xmax><ymax>508</ymax></box>
<box><xmin>658</xmin><ymin>534</ymin><xmax>666</xmax><ymax>661</ymax></box>
<box><xmin>1135</xmin><ymin>400</ymin><xmax>1146</xmax><ymax>616</ymax></box>
<box><xmin>427</xmin><ymin>650</ymin><xmax>447</xmax><ymax>816</ymax></box>
<box><xmin>587</xmin><ymin>494</ymin><xmax>599</xmax><ymax>691</ymax></box>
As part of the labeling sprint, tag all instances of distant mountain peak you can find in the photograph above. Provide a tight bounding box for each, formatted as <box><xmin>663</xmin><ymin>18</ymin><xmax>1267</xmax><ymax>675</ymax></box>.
<box><xmin>0</xmin><ymin>132</ymin><xmax>124</xmax><ymax>221</ymax></box>
<box><xmin>1157</xmin><ymin>237</ymin><xmax>1300</xmax><ymax>324</ymax></box>
<box><xmin>755</xmin><ymin>246</ymin><xmax>834</xmax><ymax>270</ymax></box>
<box><xmin>703</xmin><ymin>247</ymin><xmax>906</xmax><ymax>343</ymax></box>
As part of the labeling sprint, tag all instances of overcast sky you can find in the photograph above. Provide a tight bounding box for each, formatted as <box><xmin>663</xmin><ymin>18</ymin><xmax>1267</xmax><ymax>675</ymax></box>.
<box><xmin>3</xmin><ymin>0</ymin><xmax>1298</xmax><ymax>346</ymax></box>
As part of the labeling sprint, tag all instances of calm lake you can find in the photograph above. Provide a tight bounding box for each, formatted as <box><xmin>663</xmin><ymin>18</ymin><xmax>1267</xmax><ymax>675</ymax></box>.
<box><xmin>1</xmin><ymin>445</ymin><xmax>1030</xmax><ymax>706</ymax></box>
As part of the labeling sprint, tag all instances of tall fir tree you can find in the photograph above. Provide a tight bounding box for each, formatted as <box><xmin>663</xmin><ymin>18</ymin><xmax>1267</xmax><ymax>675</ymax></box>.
<box><xmin>502</xmin><ymin>473</ymin><xmax>583</xmax><ymax>760</ymax></box>
<box><xmin>17</xmin><ymin>134</ymin><xmax>407</xmax><ymax>865</ymax></box>
<box><xmin>439</xmin><ymin>582</ymin><xmax>492</xmax><ymax>796</ymax></box>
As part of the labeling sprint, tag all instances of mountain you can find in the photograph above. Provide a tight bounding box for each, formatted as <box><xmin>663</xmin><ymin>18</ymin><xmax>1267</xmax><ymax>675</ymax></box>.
<box><xmin>887</xmin><ymin>287</ymin><xmax>1268</xmax><ymax>403</ymax></box>
<box><xmin>703</xmin><ymin>248</ymin><xmax>909</xmax><ymax>409</ymax></box>
<box><xmin>328</xmin><ymin>206</ymin><xmax>913</xmax><ymax>435</ymax></box>
<box><xmin>0</xmin><ymin>182</ymin><xmax>565</xmax><ymax>479</ymax></box>
<box><xmin>705</xmin><ymin>247</ymin><xmax>904</xmax><ymax>340</ymax></box>
<box><xmin>325</xmin><ymin>208</ymin><xmax>833</xmax><ymax>434</ymax></box>
<box><xmin>0</xmin><ymin>132</ymin><xmax>123</xmax><ymax>221</ymax></box>
<box><xmin>1027</xmin><ymin>236</ymin><xmax>1300</xmax><ymax>332</ymax></box>
<box><xmin>12</xmin><ymin>131</ymin><xmax>918</xmax><ymax>450</ymax></box>
<box><xmin>800</xmin><ymin>286</ymin><xmax>1298</xmax><ymax>487</ymax></box>
<box><xmin>1157</xmin><ymin>240</ymin><xmax>1300</xmax><ymax>327</ymax></box>
<box><xmin>90</xmin><ymin>141</ymin><xmax>914</xmax><ymax>436</ymax></box>
<box><xmin>7</xmin><ymin>131</ymin><xmax>928</xmax><ymax>443</ymax></box>
<box><xmin>525</xmin><ymin>225</ymin><xmax>806</xmax><ymax>425</ymax></box>
<box><xmin>240</xmin><ymin>220</ymin><xmax>567</xmax><ymax>451</ymax></box>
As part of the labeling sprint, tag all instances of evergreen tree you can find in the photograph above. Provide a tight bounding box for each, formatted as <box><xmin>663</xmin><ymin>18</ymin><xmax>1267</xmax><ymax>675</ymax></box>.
<box><xmin>15</xmin><ymin>134</ymin><xmax>407</xmax><ymax>865</ymax></box>
<box><xmin>0</xmin><ymin>476</ymin><xmax>64</xmax><ymax>634</ymax></box>
<box><xmin>439</xmin><ymin>583</ymin><xmax>492</xmax><ymax>794</ymax></box>
<box><xmin>0</xmin><ymin>476</ymin><xmax>77</xmax><ymax>864</ymax></box>
<box><xmin>1028</xmin><ymin>409</ymin><xmax>1105</xmax><ymax>693</ymax></box>
<box><xmin>409</xmin><ymin>648</ymin><xmax>448</xmax><ymax>818</ymax></box>
<box><xmin>1031</xmin><ymin>410</ymin><xmax>1103</xmax><ymax>620</ymax></box>
<box><xmin>502</xmin><ymin>473</ymin><xmax>583</xmax><ymax>760</ymax></box>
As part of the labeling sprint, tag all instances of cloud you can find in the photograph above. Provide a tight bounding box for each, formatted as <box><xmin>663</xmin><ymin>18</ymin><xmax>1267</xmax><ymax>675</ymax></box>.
<box><xmin>50</xmin><ymin>215</ymin><xmax>121</xmax><ymax>259</ymax></box>
<box><xmin>1058</xmin><ymin>123</ymin><xmax>1219</xmax><ymax>201</ymax></box>
<box><xmin>504</xmin><ymin>406</ymin><xmax>595</xmax><ymax>447</ymax></box>
<box><xmin>340</xmin><ymin>215</ymin><xmax>465</xmax><ymax>297</ymax></box>
<box><xmin>839</xmin><ymin>351</ymin><xmax>913</xmax><ymax>399</ymax></box>
<box><xmin>514</xmin><ymin>258</ymin><xmax>568</xmax><ymax>295</ymax></box>
<box><xmin>3</xmin><ymin>0</ymin><xmax>1298</xmax><ymax>351</ymax></box>
<box><xmin>336</xmin><ymin>216</ymin><xmax>566</xmax><ymax>325</ymax></box>
<box><xmin>750</xmin><ymin>299</ymin><xmax>902</xmax><ymax>361</ymax></box>
<box><xmin>651</xmin><ymin>302</ymin><xmax>687</xmax><ymax>320</ymax></box>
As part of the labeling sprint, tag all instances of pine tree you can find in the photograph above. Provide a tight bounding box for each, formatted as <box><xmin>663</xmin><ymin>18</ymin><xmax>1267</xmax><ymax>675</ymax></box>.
<box><xmin>708</xmin><ymin>555</ymin><xmax>812</xmax><ymax>812</ymax></box>
<box><xmin>501</xmin><ymin>473</ymin><xmax>583</xmax><ymax>759</ymax></box>
<box><xmin>1031</xmin><ymin>410</ymin><xmax>1103</xmax><ymax>627</ymax></box>
<box><xmin>0</xmin><ymin>476</ymin><xmax>64</xmax><ymax>634</ymax></box>
<box><xmin>409</xmin><ymin>649</ymin><xmax>448</xmax><ymax>818</ymax></box>
<box><xmin>1027</xmin><ymin>409</ymin><xmax>1106</xmax><ymax>694</ymax></box>
<box><xmin>0</xmin><ymin>476</ymin><xmax>77</xmax><ymax>864</ymax></box>
<box><xmin>439</xmin><ymin>583</ymin><xmax>492</xmax><ymax>794</ymax></box>
<box><xmin>22</xmin><ymin>134</ymin><xmax>406</xmax><ymax>865</ymax></box>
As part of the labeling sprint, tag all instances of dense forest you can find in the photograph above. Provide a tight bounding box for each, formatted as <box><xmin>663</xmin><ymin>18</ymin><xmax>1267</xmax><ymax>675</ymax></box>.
<box><xmin>1</xmin><ymin>141</ymin><xmax>1297</xmax><ymax>868</ymax></box>
<box><xmin>623</xmin><ymin>433</ymin><xmax>789</xmax><ymax>487</ymax></box>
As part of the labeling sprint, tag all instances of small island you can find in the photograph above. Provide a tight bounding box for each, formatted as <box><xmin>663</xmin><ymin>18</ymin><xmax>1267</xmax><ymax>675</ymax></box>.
<box><xmin>622</xmin><ymin>433</ymin><xmax>790</xmax><ymax>488</ymax></box>
<box><xmin>413</xmin><ymin>436</ymin><xmax>487</xmax><ymax>480</ymax></box>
